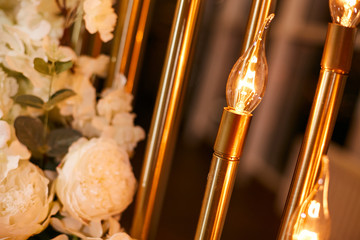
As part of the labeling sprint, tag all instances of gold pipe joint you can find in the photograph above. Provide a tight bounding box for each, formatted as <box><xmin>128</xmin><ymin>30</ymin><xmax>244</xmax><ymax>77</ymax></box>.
<box><xmin>214</xmin><ymin>107</ymin><xmax>252</xmax><ymax>160</ymax></box>
<box><xmin>321</xmin><ymin>23</ymin><xmax>357</xmax><ymax>73</ymax></box>
<box><xmin>195</xmin><ymin>108</ymin><xmax>252</xmax><ymax>240</ymax></box>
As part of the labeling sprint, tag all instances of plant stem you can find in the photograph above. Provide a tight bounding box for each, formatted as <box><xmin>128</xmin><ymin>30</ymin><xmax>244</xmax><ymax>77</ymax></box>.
<box><xmin>43</xmin><ymin>61</ymin><xmax>55</xmax><ymax>140</ymax></box>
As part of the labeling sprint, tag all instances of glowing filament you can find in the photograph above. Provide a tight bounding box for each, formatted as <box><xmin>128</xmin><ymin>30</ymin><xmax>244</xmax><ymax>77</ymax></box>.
<box><xmin>297</xmin><ymin>230</ymin><xmax>318</xmax><ymax>240</ymax></box>
<box><xmin>340</xmin><ymin>0</ymin><xmax>358</xmax><ymax>26</ymax></box>
<box><xmin>330</xmin><ymin>0</ymin><xmax>360</xmax><ymax>27</ymax></box>
<box><xmin>308</xmin><ymin>201</ymin><xmax>320</xmax><ymax>218</ymax></box>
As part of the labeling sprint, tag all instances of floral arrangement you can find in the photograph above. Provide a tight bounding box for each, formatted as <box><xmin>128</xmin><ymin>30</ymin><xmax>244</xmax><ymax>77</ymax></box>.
<box><xmin>0</xmin><ymin>0</ymin><xmax>145</xmax><ymax>239</ymax></box>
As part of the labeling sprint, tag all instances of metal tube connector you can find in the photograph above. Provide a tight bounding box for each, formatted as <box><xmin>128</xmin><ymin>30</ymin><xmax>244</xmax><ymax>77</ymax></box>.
<box><xmin>195</xmin><ymin>109</ymin><xmax>251</xmax><ymax>240</ymax></box>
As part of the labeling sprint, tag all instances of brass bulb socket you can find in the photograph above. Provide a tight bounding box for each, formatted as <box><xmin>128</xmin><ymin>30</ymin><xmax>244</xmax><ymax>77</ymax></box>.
<box><xmin>321</xmin><ymin>23</ymin><xmax>357</xmax><ymax>73</ymax></box>
<box><xmin>213</xmin><ymin>108</ymin><xmax>252</xmax><ymax>160</ymax></box>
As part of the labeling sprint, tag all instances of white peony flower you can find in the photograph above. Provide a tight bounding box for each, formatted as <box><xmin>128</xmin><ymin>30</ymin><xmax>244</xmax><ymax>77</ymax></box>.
<box><xmin>76</xmin><ymin>54</ymin><xmax>110</xmax><ymax>78</ymax></box>
<box><xmin>0</xmin><ymin>161</ymin><xmax>59</xmax><ymax>240</ymax></box>
<box><xmin>0</xmin><ymin>120</ymin><xmax>31</xmax><ymax>182</ymax></box>
<box><xmin>97</xmin><ymin>87</ymin><xmax>133</xmax><ymax>123</ymax></box>
<box><xmin>108</xmin><ymin>232</ymin><xmax>134</xmax><ymax>240</ymax></box>
<box><xmin>37</xmin><ymin>0</ymin><xmax>66</xmax><ymax>39</ymax></box>
<box><xmin>55</xmin><ymin>137</ymin><xmax>137</xmax><ymax>224</ymax></box>
<box><xmin>101</xmin><ymin>113</ymin><xmax>145</xmax><ymax>154</ymax></box>
<box><xmin>56</xmin><ymin>54</ymin><xmax>109</xmax><ymax>120</ymax></box>
<box><xmin>15</xmin><ymin>0</ymin><xmax>52</xmax><ymax>40</ymax></box>
<box><xmin>83</xmin><ymin>0</ymin><xmax>117</xmax><ymax>42</ymax></box>
<box><xmin>51</xmin><ymin>214</ymin><xmax>135</xmax><ymax>239</ymax></box>
<box><xmin>69</xmin><ymin>75</ymin><xmax>145</xmax><ymax>153</ymax></box>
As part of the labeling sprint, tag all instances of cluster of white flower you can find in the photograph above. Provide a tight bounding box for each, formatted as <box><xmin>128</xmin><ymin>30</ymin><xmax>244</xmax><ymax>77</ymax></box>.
<box><xmin>0</xmin><ymin>0</ymin><xmax>142</xmax><ymax>239</ymax></box>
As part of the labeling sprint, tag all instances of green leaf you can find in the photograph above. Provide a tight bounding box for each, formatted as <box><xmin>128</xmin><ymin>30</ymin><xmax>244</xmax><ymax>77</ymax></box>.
<box><xmin>46</xmin><ymin>128</ymin><xmax>82</xmax><ymax>157</ymax></box>
<box><xmin>44</xmin><ymin>89</ymin><xmax>76</xmax><ymax>110</ymax></box>
<box><xmin>34</xmin><ymin>58</ymin><xmax>51</xmax><ymax>75</ymax></box>
<box><xmin>13</xmin><ymin>94</ymin><xmax>44</xmax><ymax>109</ymax></box>
<box><xmin>55</xmin><ymin>60</ymin><xmax>73</xmax><ymax>74</ymax></box>
<box><xmin>14</xmin><ymin>116</ymin><xmax>45</xmax><ymax>153</ymax></box>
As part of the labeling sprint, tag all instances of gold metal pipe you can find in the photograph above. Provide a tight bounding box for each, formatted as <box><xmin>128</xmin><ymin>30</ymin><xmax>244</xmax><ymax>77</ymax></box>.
<box><xmin>277</xmin><ymin>23</ymin><xmax>357</xmax><ymax>240</ymax></box>
<box><xmin>107</xmin><ymin>0</ymin><xmax>133</xmax><ymax>87</ymax></box>
<box><xmin>241</xmin><ymin>0</ymin><xmax>272</xmax><ymax>54</ymax></box>
<box><xmin>106</xmin><ymin>0</ymin><xmax>153</xmax><ymax>91</ymax></box>
<box><xmin>125</xmin><ymin>0</ymin><xmax>152</xmax><ymax>94</ymax></box>
<box><xmin>195</xmin><ymin>109</ymin><xmax>251</xmax><ymax>240</ymax></box>
<box><xmin>130</xmin><ymin>0</ymin><xmax>203</xmax><ymax>239</ymax></box>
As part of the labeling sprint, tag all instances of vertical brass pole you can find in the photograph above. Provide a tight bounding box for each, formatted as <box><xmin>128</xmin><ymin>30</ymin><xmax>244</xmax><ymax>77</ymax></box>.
<box><xmin>277</xmin><ymin>23</ymin><xmax>357</xmax><ymax>239</ymax></box>
<box><xmin>241</xmin><ymin>0</ymin><xmax>272</xmax><ymax>54</ymax></box>
<box><xmin>130</xmin><ymin>0</ymin><xmax>203</xmax><ymax>239</ymax></box>
<box><xmin>125</xmin><ymin>0</ymin><xmax>153</xmax><ymax>93</ymax></box>
<box><xmin>107</xmin><ymin>0</ymin><xmax>153</xmax><ymax>91</ymax></box>
<box><xmin>107</xmin><ymin>0</ymin><xmax>133</xmax><ymax>87</ymax></box>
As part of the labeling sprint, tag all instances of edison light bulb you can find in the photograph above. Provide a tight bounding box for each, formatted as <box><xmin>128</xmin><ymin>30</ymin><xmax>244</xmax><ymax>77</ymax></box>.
<box><xmin>287</xmin><ymin>156</ymin><xmax>331</xmax><ymax>240</ymax></box>
<box><xmin>329</xmin><ymin>0</ymin><xmax>360</xmax><ymax>27</ymax></box>
<box><xmin>226</xmin><ymin>14</ymin><xmax>274</xmax><ymax>114</ymax></box>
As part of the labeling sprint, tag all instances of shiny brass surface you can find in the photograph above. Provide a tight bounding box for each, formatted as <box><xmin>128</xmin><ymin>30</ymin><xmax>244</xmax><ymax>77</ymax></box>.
<box><xmin>195</xmin><ymin>109</ymin><xmax>252</xmax><ymax>240</ymax></box>
<box><xmin>125</xmin><ymin>0</ymin><xmax>152</xmax><ymax>93</ymax></box>
<box><xmin>130</xmin><ymin>0</ymin><xmax>202</xmax><ymax>239</ymax></box>
<box><xmin>321</xmin><ymin>23</ymin><xmax>357</xmax><ymax>73</ymax></box>
<box><xmin>107</xmin><ymin>0</ymin><xmax>133</xmax><ymax>87</ymax></box>
<box><xmin>106</xmin><ymin>0</ymin><xmax>153</xmax><ymax>91</ymax></box>
<box><xmin>214</xmin><ymin>108</ymin><xmax>252</xmax><ymax>159</ymax></box>
<box><xmin>195</xmin><ymin>155</ymin><xmax>240</xmax><ymax>240</ymax></box>
<box><xmin>241</xmin><ymin>0</ymin><xmax>272</xmax><ymax>54</ymax></box>
<box><xmin>278</xmin><ymin>24</ymin><xmax>357</xmax><ymax>240</ymax></box>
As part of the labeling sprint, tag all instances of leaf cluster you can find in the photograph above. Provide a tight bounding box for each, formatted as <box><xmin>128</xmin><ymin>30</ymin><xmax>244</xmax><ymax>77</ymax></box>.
<box><xmin>13</xmin><ymin>89</ymin><xmax>76</xmax><ymax>111</ymax></box>
<box><xmin>14</xmin><ymin>116</ymin><xmax>82</xmax><ymax>168</ymax></box>
<box><xmin>12</xmin><ymin>57</ymin><xmax>80</xmax><ymax>169</ymax></box>
<box><xmin>34</xmin><ymin>57</ymin><xmax>73</xmax><ymax>76</ymax></box>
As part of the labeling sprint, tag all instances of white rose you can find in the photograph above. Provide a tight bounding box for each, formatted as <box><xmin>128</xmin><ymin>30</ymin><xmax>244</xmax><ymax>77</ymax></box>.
<box><xmin>55</xmin><ymin>137</ymin><xmax>137</xmax><ymax>223</ymax></box>
<box><xmin>0</xmin><ymin>161</ymin><xmax>58</xmax><ymax>240</ymax></box>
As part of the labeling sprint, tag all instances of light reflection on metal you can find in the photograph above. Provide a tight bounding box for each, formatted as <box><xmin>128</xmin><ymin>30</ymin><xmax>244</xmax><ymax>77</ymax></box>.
<box><xmin>195</xmin><ymin>110</ymin><xmax>252</xmax><ymax>240</ymax></box>
<box><xmin>125</xmin><ymin>0</ymin><xmax>152</xmax><ymax>93</ymax></box>
<box><xmin>277</xmin><ymin>11</ymin><xmax>358</xmax><ymax>240</ymax></box>
<box><xmin>106</xmin><ymin>0</ymin><xmax>153</xmax><ymax>92</ymax></box>
<box><xmin>130</xmin><ymin>0</ymin><xmax>203</xmax><ymax>239</ymax></box>
<box><xmin>241</xmin><ymin>0</ymin><xmax>273</xmax><ymax>55</ymax></box>
<box><xmin>107</xmin><ymin>0</ymin><xmax>134</xmax><ymax>87</ymax></box>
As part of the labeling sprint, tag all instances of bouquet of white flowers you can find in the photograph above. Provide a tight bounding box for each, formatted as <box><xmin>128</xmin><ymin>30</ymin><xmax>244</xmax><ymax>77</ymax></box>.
<box><xmin>0</xmin><ymin>0</ymin><xmax>145</xmax><ymax>239</ymax></box>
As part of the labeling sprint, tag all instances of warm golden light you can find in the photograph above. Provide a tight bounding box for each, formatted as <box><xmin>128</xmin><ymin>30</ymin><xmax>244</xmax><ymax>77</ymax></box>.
<box><xmin>225</xmin><ymin>14</ymin><xmax>274</xmax><ymax>114</ymax></box>
<box><xmin>286</xmin><ymin>156</ymin><xmax>331</xmax><ymax>240</ymax></box>
<box><xmin>307</xmin><ymin>201</ymin><xmax>320</xmax><ymax>218</ymax></box>
<box><xmin>296</xmin><ymin>230</ymin><xmax>318</xmax><ymax>240</ymax></box>
<box><xmin>329</xmin><ymin>0</ymin><xmax>360</xmax><ymax>27</ymax></box>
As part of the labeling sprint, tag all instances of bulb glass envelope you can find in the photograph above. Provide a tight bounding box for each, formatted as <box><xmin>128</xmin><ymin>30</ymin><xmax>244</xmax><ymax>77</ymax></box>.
<box><xmin>226</xmin><ymin>14</ymin><xmax>274</xmax><ymax>114</ymax></box>
<box><xmin>287</xmin><ymin>156</ymin><xmax>331</xmax><ymax>240</ymax></box>
<box><xmin>329</xmin><ymin>0</ymin><xmax>360</xmax><ymax>27</ymax></box>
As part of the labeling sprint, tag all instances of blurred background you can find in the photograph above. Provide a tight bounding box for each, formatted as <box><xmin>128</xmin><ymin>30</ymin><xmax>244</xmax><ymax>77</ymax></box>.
<box><xmin>119</xmin><ymin>0</ymin><xmax>360</xmax><ymax>239</ymax></box>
